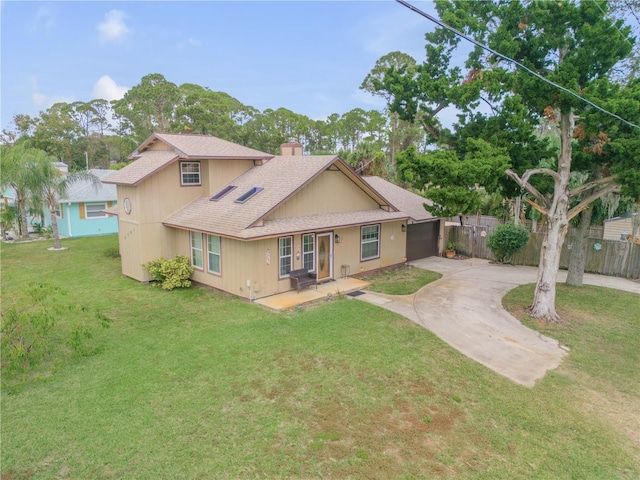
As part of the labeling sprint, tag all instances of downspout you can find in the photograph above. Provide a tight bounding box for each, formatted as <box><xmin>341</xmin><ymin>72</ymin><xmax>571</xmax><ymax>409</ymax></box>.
<box><xmin>67</xmin><ymin>203</ymin><xmax>73</xmax><ymax>238</ymax></box>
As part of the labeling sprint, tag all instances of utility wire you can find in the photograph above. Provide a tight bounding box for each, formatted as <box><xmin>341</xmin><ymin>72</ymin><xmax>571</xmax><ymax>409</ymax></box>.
<box><xmin>395</xmin><ymin>0</ymin><xmax>640</xmax><ymax>131</ymax></box>
<box><xmin>593</xmin><ymin>0</ymin><xmax>635</xmax><ymax>48</ymax></box>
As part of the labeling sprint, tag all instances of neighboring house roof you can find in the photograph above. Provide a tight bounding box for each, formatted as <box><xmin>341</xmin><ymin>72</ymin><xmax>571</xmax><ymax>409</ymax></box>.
<box><xmin>58</xmin><ymin>169</ymin><xmax>117</xmax><ymax>203</ymax></box>
<box><xmin>163</xmin><ymin>155</ymin><xmax>404</xmax><ymax>240</ymax></box>
<box><xmin>104</xmin><ymin>133</ymin><xmax>274</xmax><ymax>186</ymax></box>
<box><xmin>363</xmin><ymin>176</ymin><xmax>435</xmax><ymax>222</ymax></box>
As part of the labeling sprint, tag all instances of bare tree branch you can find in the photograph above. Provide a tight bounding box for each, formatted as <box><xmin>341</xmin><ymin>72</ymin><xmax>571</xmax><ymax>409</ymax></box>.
<box><xmin>505</xmin><ymin>168</ymin><xmax>549</xmax><ymax>207</ymax></box>
<box><xmin>567</xmin><ymin>183</ymin><xmax>621</xmax><ymax>221</ymax></box>
<box><xmin>569</xmin><ymin>174</ymin><xmax>618</xmax><ymax>198</ymax></box>
<box><xmin>524</xmin><ymin>197</ymin><xmax>548</xmax><ymax>216</ymax></box>
<box><xmin>520</xmin><ymin>167</ymin><xmax>561</xmax><ymax>185</ymax></box>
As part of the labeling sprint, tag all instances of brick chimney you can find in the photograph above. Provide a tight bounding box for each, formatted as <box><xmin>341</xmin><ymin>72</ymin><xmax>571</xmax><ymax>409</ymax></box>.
<box><xmin>280</xmin><ymin>141</ymin><xmax>303</xmax><ymax>156</ymax></box>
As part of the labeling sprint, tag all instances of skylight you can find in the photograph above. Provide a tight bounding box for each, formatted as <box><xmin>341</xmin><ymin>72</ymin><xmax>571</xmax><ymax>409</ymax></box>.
<box><xmin>235</xmin><ymin>187</ymin><xmax>263</xmax><ymax>204</ymax></box>
<box><xmin>210</xmin><ymin>185</ymin><xmax>236</xmax><ymax>201</ymax></box>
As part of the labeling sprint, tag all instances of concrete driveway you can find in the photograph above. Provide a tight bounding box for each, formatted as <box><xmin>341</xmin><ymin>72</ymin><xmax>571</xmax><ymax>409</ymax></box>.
<box><xmin>354</xmin><ymin>257</ymin><xmax>639</xmax><ymax>387</ymax></box>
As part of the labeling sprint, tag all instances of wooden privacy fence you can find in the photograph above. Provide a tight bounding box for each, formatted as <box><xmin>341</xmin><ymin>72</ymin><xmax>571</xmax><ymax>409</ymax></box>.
<box><xmin>446</xmin><ymin>224</ymin><xmax>640</xmax><ymax>280</ymax></box>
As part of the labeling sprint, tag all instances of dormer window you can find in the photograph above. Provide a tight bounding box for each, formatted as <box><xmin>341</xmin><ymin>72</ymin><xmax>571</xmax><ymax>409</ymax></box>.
<box><xmin>235</xmin><ymin>187</ymin><xmax>263</xmax><ymax>204</ymax></box>
<box><xmin>180</xmin><ymin>161</ymin><xmax>201</xmax><ymax>186</ymax></box>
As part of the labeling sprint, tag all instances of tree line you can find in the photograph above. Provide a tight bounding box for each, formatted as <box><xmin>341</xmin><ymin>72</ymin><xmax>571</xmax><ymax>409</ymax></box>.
<box><xmin>1</xmin><ymin>73</ymin><xmax>429</xmax><ymax>175</ymax></box>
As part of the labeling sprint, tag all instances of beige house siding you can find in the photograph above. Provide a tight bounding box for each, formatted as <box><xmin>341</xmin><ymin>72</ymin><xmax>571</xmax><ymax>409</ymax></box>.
<box><xmin>147</xmin><ymin>141</ymin><xmax>174</xmax><ymax>151</ymax></box>
<box><xmin>115</xmin><ymin>162</ymin><xmax>210</xmax><ymax>281</ymax></box>
<box><xmin>207</xmin><ymin>159</ymin><xmax>255</xmax><ymax>194</ymax></box>
<box><xmin>266</xmin><ymin>170</ymin><xmax>379</xmax><ymax>221</ymax></box>
<box><xmin>333</xmin><ymin>222</ymin><xmax>406</xmax><ymax>276</ymax></box>
<box><xmin>177</xmin><ymin>220</ymin><xmax>406</xmax><ymax>300</ymax></box>
<box><xmin>604</xmin><ymin>216</ymin><xmax>640</xmax><ymax>242</ymax></box>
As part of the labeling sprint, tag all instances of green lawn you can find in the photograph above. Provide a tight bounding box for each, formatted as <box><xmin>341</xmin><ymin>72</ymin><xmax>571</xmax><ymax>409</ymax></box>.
<box><xmin>362</xmin><ymin>265</ymin><xmax>441</xmax><ymax>295</ymax></box>
<box><xmin>2</xmin><ymin>236</ymin><xmax>638</xmax><ymax>479</ymax></box>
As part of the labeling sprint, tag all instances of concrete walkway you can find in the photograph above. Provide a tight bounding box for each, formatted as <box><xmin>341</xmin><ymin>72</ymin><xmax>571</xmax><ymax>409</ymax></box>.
<box><xmin>354</xmin><ymin>257</ymin><xmax>639</xmax><ymax>387</ymax></box>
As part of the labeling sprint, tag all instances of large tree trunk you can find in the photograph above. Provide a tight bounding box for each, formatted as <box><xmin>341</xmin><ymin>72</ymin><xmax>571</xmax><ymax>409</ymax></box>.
<box><xmin>530</xmin><ymin>110</ymin><xmax>574</xmax><ymax>324</ymax></box>
<box><xmin>17</xmin><ymin>194</ymin><xmax>29</xmax><ymax>238</ymax></box>
<box><xmin>566</xmin><ymin>205</ymin><xmax>593</xmax><ymax>287</ymax></box>
<box><xmin>49</xmin><ymin>207</ymin><xmax>62</xmax><ymax>250</ymax></box>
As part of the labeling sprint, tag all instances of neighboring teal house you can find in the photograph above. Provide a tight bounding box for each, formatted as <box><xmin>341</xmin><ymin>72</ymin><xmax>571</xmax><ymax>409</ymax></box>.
<box><xmin>56</xmin><ymin>169</ymin><xmax>118</xmax><ymax>238</ymax></box>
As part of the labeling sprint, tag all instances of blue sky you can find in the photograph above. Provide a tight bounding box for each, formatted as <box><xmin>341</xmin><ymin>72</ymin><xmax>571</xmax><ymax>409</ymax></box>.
<box><xmin>1</xmin><ymin>1</ymin><xmax>443</xmax><ymax>130</ymax></box>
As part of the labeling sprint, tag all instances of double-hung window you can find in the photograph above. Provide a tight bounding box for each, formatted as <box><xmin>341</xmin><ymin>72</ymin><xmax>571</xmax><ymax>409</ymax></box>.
<box><xmin>361</xmin><ymin>224</ymin><xmax>380</xmax><ymax>261</ymax></box>
<box><xmin>302</xmin><ymin>234</ymin><xmax>315</xmax><ymax>271</ymax></box>
<box><xmin>207</xmin><ymin>234</ymin><xmax>221</xmax><ymax>275</ymax></box>
<box><xmin>85</xmin><ymin>203</ymin><xmax>107</xmax><ymax>219</ymax></box>
<box><xmin>190</xmin><ymin>231</ymin><xmax>203</xmax><ymax>269</ymax></box>
<box><xmin>180</xmin><ymin>161</ymin><xmax>201</xmax><ymax>186</ymax></box>
<box><xmin>279</xmin><ymin>236</ymin><xmax>292</xmax><ymax>277</ymax></box>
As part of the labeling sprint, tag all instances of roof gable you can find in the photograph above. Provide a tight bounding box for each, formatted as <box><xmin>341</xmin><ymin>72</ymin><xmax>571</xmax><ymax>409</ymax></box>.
<box><xmin>105</xmin><ymin>133</ymin><xmax>274</xmax><ymax>186</ymax></box>
<box><xmin>135</xmin><ymin>132</ymin><xmax>273</xmax><ymax>160</ymax></box>
<box><xmin>163</xmin><ymin>155</ymin><xmax>402</xmax><ymax>239</ymax></box>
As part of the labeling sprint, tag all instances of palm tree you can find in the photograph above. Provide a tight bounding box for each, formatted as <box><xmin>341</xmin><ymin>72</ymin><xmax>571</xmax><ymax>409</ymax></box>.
<box><xmin>28</xmin><ymin>155</ymin><xmax>99</xmax><ymax>249</ymax></box>
<box><xmin>1</xmin><ymin>144</ymin><xmax>34</xmax><ymax>237</ymax></box>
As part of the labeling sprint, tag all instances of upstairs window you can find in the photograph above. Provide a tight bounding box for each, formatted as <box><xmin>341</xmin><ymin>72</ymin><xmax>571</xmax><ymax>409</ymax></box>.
<box><xmin>180</xmin><ymin>162</ymin><xmax>201</xmax><ymax>186</ymax></box>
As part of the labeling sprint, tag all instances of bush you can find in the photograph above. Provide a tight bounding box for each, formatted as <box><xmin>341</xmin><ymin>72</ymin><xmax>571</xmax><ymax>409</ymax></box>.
<box><xmin>103</xmin><ymin>244</ymin><xmax>120</xmax><ymax>258</ymax></box>
<box><xmin>143</xmin><ymin>255</ymin><xmax>194</xmax><ymax>290</ymax></box>
<box><xmin>487</xmin><ymin>223</ymin><xmax>530</xmax><ymax>263</ymax></box>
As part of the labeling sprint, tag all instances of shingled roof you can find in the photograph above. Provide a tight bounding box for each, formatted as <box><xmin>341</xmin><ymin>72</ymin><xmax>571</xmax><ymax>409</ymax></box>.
<box><xmin>58</xmin><ymin>169</ymin><xmax>117</xmax><ymax>203</ymax></box>
<box><xmin>103</xmin><ymin>133</ymin><xmax>273</xmax><ymax>186</ymax></box>
<box><xmin>363</xmin><ymin>176</ymin><xmax>435</xmax><ymax>222</ymax></box>
<box><xmin>163</xmin><ymin>155</ymin><xmax>404</xmax><ymax>240</ymax></box>
<box><xmin>148</xmin><ymin>133</ymin><xmax>274</xmax><ymax>159</ymax></box>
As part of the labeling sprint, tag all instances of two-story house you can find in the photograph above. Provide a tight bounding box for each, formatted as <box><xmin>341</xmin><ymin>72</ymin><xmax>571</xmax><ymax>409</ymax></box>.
<box><xmin>104</xmin><ymin>133</ymin><xmax>439</xmax><ymax>300</ymax></box>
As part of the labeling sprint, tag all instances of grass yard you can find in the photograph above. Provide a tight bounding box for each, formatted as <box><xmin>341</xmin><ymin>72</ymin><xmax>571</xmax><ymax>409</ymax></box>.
<box><xmin>2</xmin><ymin>235</ymin><xmax>639</xmax><ymax>479</ymax></box>
<box><xmin>362</xmin><ymin>265</ymin><xmax>441</xmax><ymax>295</ymax></box>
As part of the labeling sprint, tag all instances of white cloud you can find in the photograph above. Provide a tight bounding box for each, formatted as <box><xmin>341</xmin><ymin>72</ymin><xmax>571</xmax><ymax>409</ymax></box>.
<box><xmin>92</xmin><ymin>75</ymin><xmax>129</xmax><ymax>101</ymax></box>
<box><xmin>29</xmin><ymin>5</ymin><xmax>55</xmax><ymax>33</ymax></box>
<box><xmin>30</xmin><ymin>76</ymin><xmax>74</xmax><ymax>109</ymax></box>
<box><xmin>97</xmin><ymin>10</ymin><xmax>130</xmax><ymax>46</ymax></box>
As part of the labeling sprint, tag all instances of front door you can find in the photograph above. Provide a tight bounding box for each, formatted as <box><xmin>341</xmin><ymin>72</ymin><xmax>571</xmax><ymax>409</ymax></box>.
<box><xmin>316</xmin><ymin>233</ymin><xmax>333</xmax><ymax>281</ymax></box>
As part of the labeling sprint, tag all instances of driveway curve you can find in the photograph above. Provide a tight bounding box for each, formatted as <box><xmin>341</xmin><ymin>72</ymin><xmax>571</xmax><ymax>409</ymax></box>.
<box><xmin>358</xmin><ymin>257</ymin><xmax>639</xmax><ymax>387</ymax></box>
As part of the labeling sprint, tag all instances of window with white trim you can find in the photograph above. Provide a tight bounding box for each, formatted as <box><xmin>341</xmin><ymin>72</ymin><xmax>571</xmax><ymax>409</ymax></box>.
<box><xmin>303</xmin><ymin>234</ymin><xmax>315</xmax><ymax>272</ymax></box>
<box><xmin>55</xmin><ymin>204</ymin><xmax>63</xmax><ymax>218</ymax></box>
<box><xmin>85</xmin><ymin>203</ymin><xmax>107</xmax><ymax>219</ymax></box>
<box><xmin>190</xmin><ymin>231</ymin><xmax>203</xmax><ymax>269</ymax></box>
<box><xmin>279</xmin><ymin>236</ymin><xmax>292</xmax><ymax>277</ymax></box>
<box><xmin>361</xmin><ymin>224</ymin><xmax>380</xmax><ymax>261</ymax></box>
<box><xmin>180</xmin><ymin>161</ymin><xmax>201</xmax><ymax>185</ymax></box>
<box><xmin>207</xmin><ymin>234</ymin><xmax>221</xmax><ymax>275</ymax></box>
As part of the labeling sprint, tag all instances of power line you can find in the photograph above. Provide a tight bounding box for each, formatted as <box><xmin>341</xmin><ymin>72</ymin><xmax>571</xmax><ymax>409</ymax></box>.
<box><xmin>593</xmin><ymin>0</ymin><xmax>635</xmax><ymax>47</ymax></box>
<box><xmin>395</xmin><ymin>0</ymin><xmax>640</xmax><ymax>131</ymax></box>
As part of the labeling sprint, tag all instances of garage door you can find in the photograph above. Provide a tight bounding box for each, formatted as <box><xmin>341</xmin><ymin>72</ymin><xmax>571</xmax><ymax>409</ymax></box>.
<box><xmin>406</xmin><ymin>221</ymin><xmax>439</xmax><ymax>261</ymax></box>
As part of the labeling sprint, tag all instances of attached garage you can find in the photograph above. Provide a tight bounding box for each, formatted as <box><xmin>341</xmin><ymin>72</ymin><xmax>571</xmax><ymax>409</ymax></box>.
<box><xmin>363</xmin><ymin>177</ymin><xmax>441</xmax><ymax>261</ymax></box>
<box><xmin>407</xmin><ymin>220</ymin><xmax>440</xmax><ymax>260</ymax></box>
